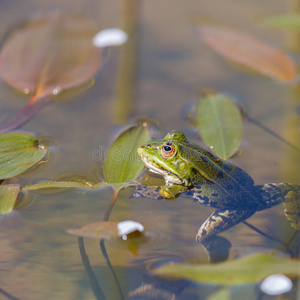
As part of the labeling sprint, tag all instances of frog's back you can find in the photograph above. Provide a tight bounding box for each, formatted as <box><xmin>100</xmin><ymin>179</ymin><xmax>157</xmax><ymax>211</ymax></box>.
<box><xmin>178</xmin><ymin>140</ymin><xmax>261</xmax><ymax>209</ymax></box>
<box><xmin>188</xmin><ymin>164</ymin><xmax>261</xmax><ymax>209</ymax></box>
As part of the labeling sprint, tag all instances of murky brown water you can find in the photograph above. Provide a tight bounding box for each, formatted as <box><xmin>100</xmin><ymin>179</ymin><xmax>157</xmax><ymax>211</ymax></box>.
<box><xmin>0</xmin><ymin>0</ymin><xmax>299</xmax><ymax>299</ymax></box>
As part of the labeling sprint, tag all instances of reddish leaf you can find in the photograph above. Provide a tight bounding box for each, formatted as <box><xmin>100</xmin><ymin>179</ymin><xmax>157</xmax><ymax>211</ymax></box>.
<box><xmin>66</xmin><ymin>222</ymin><xmax>119</xmax><ymax>239</ymax></box>
<box><xmin>0</xmin><ymin>13</ymin><xmax>102</xmax><ymax>100</ymax></box>
<box><xmin>195</xmin><ymin>25</ymin><xmax>296</xmax><ymax>82</ymax></box>
<box><xmin>66</xmin><ymin>220</ymin><xmax>144</xmax><ymax>240</ymax></box>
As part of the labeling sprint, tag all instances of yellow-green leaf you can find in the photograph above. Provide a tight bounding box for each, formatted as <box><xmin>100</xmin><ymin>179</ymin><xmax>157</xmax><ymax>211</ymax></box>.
<box><xmin>22</xmin><ymin>181</ymin><xmax>107</xmax><ymax>191</ymax></box>
<box><xmin>0</xmin><ymin>132</ymin><xmax>47</xmax><ymax>179</ymax></box>
<box><xmin>103</xmin><ymin>125</ymin><xmax>151</xmax><ymax>185</ymax></box>
<box><xmin>196</xmin><ymin>92</ymin><xmax>242</xmax><ymax>160</ymax></box>
<box><xmin>263</xmin><ymin>14</ymin><xmax>300</xmax><ymax>30</ymax></box>
<box><xmin>0</xmin><ymin>184</ymin><xmax>20</xmax><ymax>215</ymax></box>
<box><xmin>153</xmin><ymin>253</ymin><xmax>300</xmax><ymax>285</ymax></box>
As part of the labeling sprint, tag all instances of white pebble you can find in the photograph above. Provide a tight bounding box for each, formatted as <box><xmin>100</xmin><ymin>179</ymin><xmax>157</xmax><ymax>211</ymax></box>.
<box><xmin>117</xmin><ymin>220</ymin><xmax>144</xmax><ymax>238</ymax></box>
<box><xmin>93</xmin><ymin>28</ymin><xmax>128</xmax><ymax>48</ymax></box>
<box><xmin>260</xmin><ymin>274</ymin><xmax>293</xmax><ymax>296</ymax></box>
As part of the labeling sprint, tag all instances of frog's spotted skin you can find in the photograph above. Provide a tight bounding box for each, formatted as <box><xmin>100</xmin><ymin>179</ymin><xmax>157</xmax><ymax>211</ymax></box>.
<box><xmin>137</xmin><ymin>130</ymin><xmax>300</xmax><ymax>243</ymax></box>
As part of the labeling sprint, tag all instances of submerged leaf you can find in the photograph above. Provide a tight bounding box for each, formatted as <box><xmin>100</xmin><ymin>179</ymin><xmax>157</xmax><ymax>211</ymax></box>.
<box><xmin>0</xmin><ymin>14</ymin><xmax>102</xmax><ymax>99</ymax></box>
<box><xmin>195</xmin><ymin>25</ymin><xmax>296</xmax><ymax>82</ymax></box>
<box><xmin>0</xmin><ymin>132</ymin><xmax>47</xmax><ymax>179</ymax></box>
<box><xmin>153</xmin><ymin>253</ymin><xmax>300</xmax><ymax>285</ymax></box>
<box><xmin>196</xmin><ymin>92</ymin><xmax>242</xmax><ymax>160</ymax></box>
<box><xmin>0</xmin><ymin>184</ymin><xmax>20</xmax><ymax>215</ymax></box>
<box><xmin>103</xmin><ymin>125</ymin><xmax>151</xmax><ymax>185</ymax></box>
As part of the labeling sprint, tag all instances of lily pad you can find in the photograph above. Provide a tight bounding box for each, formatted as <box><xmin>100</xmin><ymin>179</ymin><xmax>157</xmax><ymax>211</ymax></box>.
<box><xmin>103</xmin><ymin>125</ymin><xmax>151</xmax><ymax>187</ymax></box>
<box><xmin>0</xmin><ymin>184</ymin><xmax>20</xmax><ymax>215</ymax></box>
<box><xmin>196</xmin><ymin>92</ymin><xmax>242</xmax><ymax>160</ymax></box>
<box><xmin>0</xmin><ymin>132</ymin><xmax>47</xmax><ymax>179</ymax></box>
<box><xmin>153</xmin><ymin>253</ymin><xmax>300</xmax><ymax>285</ymax></box>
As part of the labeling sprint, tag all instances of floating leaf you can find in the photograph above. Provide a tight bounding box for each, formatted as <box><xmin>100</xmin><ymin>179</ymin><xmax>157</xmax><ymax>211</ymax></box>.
<box><xmin>208</xmin><ymin>288</ymin><xmax>230</xmax><ymax>300</ymax></box>
<box><xmin>66</xmin><ymin>221</ymin><xmax>120</xmax><ymax>240</ymax></box>
<box><xmin>66</xmin><ymin>220</ymin><xmax>144</xmax><ymax>241</ymax></box>
<box><xmin>263</xmin><ymin>14</ymin><xmax>300</xmax><ymax>30</ymax></box>
<box><xmin>0</xmin><ymin>132</ymin><xmax>47</xmax><ymax>179</ymax></box>
<box><xmin>0</xmin><ymin>184</ymin><xmax>20</xmax><ymax>215</ymax></box>
<box><xmin>195</xmin><ymin>25</ymin><xmax>296</xmax><ymax>82</ymax></box>
<box><xmin>0</xmin><ymin>14</ymin><xmax>102</xmax><ymax>100</ymax></box>
<box><xmin>102</xmin><ymin>125</ymin><xmax>151</xmax><ymax>222</ymax></box>
<box><xmin>22</xmin><ymin>181</ymin><xmax>107</xmax><ymax>191</ymax></box>
<box><xmin>153</xmin><ymin>253</ymin><xmax>300</xmax><ymax>285</ymax></box>
<box><xmin>0</xmin><ymin>14</ymin><xmax>102</xmax><ymax>132</ymax></box>
<box><xmin>103</xmin><ymin>125</ymin><xmax>151</xmax><ymax>186</ymax></box>
<box><xmin>196</xmin><ymin>92</ymin><xmax>242</xmax><ymax>160</ymax></box>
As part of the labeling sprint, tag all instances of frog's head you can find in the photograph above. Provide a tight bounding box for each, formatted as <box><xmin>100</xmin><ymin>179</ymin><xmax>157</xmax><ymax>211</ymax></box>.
<box><xmin>138</xmin><ymin>131</ymin><xmax>194</xmax><ymax>186</ymax></box>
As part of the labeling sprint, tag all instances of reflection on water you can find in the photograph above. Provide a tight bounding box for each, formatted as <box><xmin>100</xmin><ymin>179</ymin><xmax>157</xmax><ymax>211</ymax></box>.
<box><xmin>0</xmin><ymin>0</ymin><xmax>300</xmax><ymax>299</ymax></box>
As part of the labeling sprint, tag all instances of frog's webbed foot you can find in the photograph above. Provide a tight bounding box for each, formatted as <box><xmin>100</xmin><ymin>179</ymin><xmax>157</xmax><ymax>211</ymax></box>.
<box><xmin>132</xmin><ymin>184</ymin><xmax>162</xmax><ymax>200</ymax></box>
<box><xmin>196</xmin><ymin>208</ymin><xmax>256</xmax><ymax>243</ymax></box>
<box><xmin>159</xmin><ymin>185</ymin><xmax>188</xmax><ymax>200</ymax></box>
<box><xmin>133</xmin><ymin>184</ymin><xmax>188</xmax><ymax>200</ymax></box>
<box><xmin>255</xmin><ymin>183</ymin><xmax>299</xmax><ymax>210</ymax></box>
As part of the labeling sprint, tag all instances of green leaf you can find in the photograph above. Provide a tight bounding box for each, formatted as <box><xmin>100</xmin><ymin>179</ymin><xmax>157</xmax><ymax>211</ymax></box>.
<box><xmin>208</xmin><ymin>288</ymin><xmax>230</xmax><ymax>300</ymax></box>
<box><xmin>196</xmin><ymin>92</ymin><xmax>242</xmax><ymax>160</ymax></box>
<box><xmin>153</xmin><ymin>253</ymin><xmax>300</xmax><ymax>285</ymax></box>
<box><xmin>263</xmin><ymin>14</ymin><xmax>300</xmax><ymax>30</ymax></box>
<box><xmin>22</xmin><ymin>181</ymin><xmax>107</xmax><ymax>191</ymax></box>
<box><xmin>0</xmin><ymin>132</ymin><xmax>47</xmax><ymax>179</ymax></box>
<box><xmin>0</xmin><ymin>184</ymin><xmax>20</xmax><ymax>214</ymax></box>
<box><xmin>103</xmin><ymin>125</ymin><xmax>151</xmax><ymax>186</ymax></box>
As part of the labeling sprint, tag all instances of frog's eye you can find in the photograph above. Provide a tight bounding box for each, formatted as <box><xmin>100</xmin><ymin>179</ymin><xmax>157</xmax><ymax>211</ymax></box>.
<box><xmin>161</xmin><ymin>142</ymin><xmax>176</xmax><ymax>158</ymax></box>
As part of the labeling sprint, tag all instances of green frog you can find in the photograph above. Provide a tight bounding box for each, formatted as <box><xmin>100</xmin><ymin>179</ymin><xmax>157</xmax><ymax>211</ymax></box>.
<box><xmin>137</xmin><ymin>130</ymin><xmax>300</xmax><ymax>243</ymax></box>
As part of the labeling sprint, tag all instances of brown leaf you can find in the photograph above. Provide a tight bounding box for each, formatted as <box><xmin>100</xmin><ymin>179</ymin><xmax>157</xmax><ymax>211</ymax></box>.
<box><xmin>0</xmin><ymin>14</ymin><xmax>102</xmax><ymax>100</ymax></box>
<box><xmin>195</xmin><ymin>25</ymin><xmax>296</xmax><ymax>82</ymax></box>
<box><xmin>66</xmin><ymin>221</ymin><xmax>119</xmax><ymax>239</ymax></box>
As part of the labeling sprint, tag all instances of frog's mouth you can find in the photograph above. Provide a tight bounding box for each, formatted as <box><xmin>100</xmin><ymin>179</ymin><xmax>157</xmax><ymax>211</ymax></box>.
<box><xmin>138</xmin><ymin>149</ymin><xmax>185</xmax><ymax>185</ymax></box>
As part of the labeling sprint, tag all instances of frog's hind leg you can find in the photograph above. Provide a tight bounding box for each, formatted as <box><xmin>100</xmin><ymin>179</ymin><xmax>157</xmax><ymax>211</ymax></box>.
<box><xmin>196</xmin><ymin>208</ymin><xmax>256</xmax><ymax>243</ymax></box>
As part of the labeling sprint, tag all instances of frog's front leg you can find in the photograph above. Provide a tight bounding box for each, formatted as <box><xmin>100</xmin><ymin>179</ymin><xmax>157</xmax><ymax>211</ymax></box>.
<box><xmin>159</xmin><ymin>184</ymin><xmax>188</xmax><ymax>199</ymax></box>
<box><xmin>133</xmin><ymin>184</ymin><xmax>188</xmax><ymax>200</ymax></box>
<box><xmin>196</xmin><ymin>208</ymin><xmax>256</xmax><ymax>242</ymax></box>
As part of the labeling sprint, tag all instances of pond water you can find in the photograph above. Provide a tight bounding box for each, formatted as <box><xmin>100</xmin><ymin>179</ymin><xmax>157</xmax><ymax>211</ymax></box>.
<box><xmin>0</xmin><ymin>0</ymin><xmax>300</xmax><ymax>299</ymax></box>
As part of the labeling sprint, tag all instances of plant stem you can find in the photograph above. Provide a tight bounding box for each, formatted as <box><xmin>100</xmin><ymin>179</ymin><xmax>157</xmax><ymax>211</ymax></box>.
<box><xmin>103</xmin><ymin>189</ymin><xmax>119</xmax><ymax>222</ymax></box>
<box><xmin>0</xmin><ymin>96</ymin><xmax>50</xmax><ymax>133</ymax></box>
<box><xmin>78</xmin><ymin>237</ymin><xmax>107</xmax><ymax>300</ymax></box>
